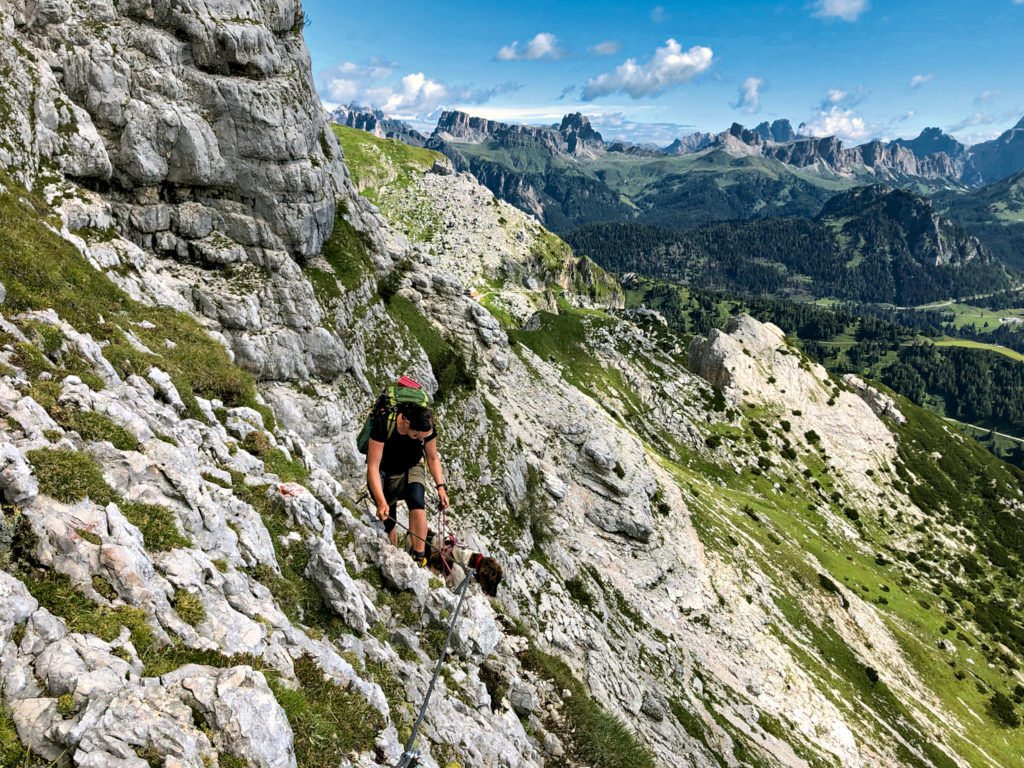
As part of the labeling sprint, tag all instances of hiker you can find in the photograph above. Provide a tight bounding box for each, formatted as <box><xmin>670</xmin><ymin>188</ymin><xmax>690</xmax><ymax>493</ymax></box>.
<box><xmin>365</xmin><ymin>402</ymin><xmax>449</xmax><ymax>564</ymax></box>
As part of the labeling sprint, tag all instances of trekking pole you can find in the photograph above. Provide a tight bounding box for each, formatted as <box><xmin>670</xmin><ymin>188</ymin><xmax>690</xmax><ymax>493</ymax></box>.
<box><xmin>395</xmin><ymin>567</ymin><xmax>475</xmax><ymax>768</ymax></box>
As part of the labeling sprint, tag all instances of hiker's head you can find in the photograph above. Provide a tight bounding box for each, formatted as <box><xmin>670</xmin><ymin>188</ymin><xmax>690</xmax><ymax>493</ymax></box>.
<box><xmin>475</xmin><ymin>556</ymin><xmax>503</xmax><ymax>597</ymax></box>
<box><xmin>398</xmin><ymin>403</ymin><xmax>434</xmax><ymax>435</ymax></box>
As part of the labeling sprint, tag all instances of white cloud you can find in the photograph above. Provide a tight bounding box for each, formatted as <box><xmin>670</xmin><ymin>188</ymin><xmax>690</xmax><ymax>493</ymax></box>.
<box><xmin>496</xmin><ymin>33</ymin><xmax>564</xmax><ymax>61</ymax></box>
<box><xmin>582</xmin><ymin>39</ymin><xmax>714</xmax><ymax>100</ymax></box>
<box><xmin>317</xmin><ymin>61</ymin><xmax>519</xmax><ymax>120</ymax></box>
<box><xmin>589</xmin><ymin>40</ymin><xmax>623</xmax><ymax>56</ymax></box>
<box><xmin>891</xmin><ymin>110</ymin><xmax>915</xmax><ymax>123</ymax></box>
<box><xmin>908</xmin><ymin>73</ymin><xmax>933</xmax><ymax>88</ymax></box>
<box><xmin>812</xmin><ymin>0</ymin><xmax>869</xmax><ymax>21</ymax></box>
<box><xmin>651</xmin><ymin>6</ymin><xmax>667</xmax><ymax>22</ymax></box>
<box><xmin>734</xmin><ymin>77</ymin><xmax>764</xmax><ymax>114</ymax></box>
<box><xmin>975</xmin><ymin>89</ymin><xmax>1001</xmax><ymax>103</ymax></box>
<box><xmin>818</xmin><ymin>85</ymin><xmax>868</xmax><ymax>111</ymax></box>
<box><xmin>947</xmin><ymin>112</ymin><xmax>997</xmax><ymax>133</ymax></box>
<box><xmin>800</xmin><ymin>106</ymin><xmax>875</xmax><ymax>142</ymax></box>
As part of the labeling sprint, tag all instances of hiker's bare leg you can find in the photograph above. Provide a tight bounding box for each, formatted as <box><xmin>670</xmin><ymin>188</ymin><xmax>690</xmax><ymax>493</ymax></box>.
<box><xmin>388</xmin><ymin>527</ymin><xmax>398</xmax><ymax>547</ymax></box>
<box><xmin>409</xmin><ymin>507</ymin><xmax>427</xmax><ymax>553</ymax></box>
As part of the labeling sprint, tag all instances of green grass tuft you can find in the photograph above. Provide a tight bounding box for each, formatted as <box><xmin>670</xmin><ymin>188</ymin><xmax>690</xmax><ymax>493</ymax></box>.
<box><xmin>172</xmin><ymin>589</ymin><xmax>206</xmax><ymax>627</ymax></box>
<box><xmin>27</xmin><ymin>448</ymin><xmax>118</xmax><ymax>505</ymax></box>
<box><xmin>119</xmin><ymin>501</ymin><xmax>192</xmax><ymax>552</ymax></box>
<box><xmin>51</xmin><ymin>405</ymin><xmax>138</xmax><ymax>451</ymax></box>
<box><xmin>519</xmin><ymin>642</ymin><xmax>656</xmax><ymax>768</ymax></box>
<box><xmin>267</xmin><ymin>654</ymin><xmax>384</xmax><ymax>763</ymax></box>
<box><xmin>0</xmin><ymin>170</ymin><xmax>268</xmax><ymax>423</ymax></box>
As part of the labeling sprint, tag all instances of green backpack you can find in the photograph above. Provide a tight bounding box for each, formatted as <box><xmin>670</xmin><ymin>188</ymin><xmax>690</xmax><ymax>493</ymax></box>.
<box><xmin>356</xmin><ymin>376</ymin><xmax>430</xmax><ymax>455</ymax></box>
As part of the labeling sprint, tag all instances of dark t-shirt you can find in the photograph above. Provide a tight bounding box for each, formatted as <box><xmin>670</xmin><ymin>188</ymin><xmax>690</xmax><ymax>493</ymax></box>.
<box><xmin>369</xmin><ymin>413</ymin><xmax>436</xmax><ymax>475</ymax></box>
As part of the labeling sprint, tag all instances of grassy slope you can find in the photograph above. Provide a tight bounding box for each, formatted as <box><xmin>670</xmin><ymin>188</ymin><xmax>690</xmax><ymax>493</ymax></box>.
<box><xmin>0</xmin><ymin>170</ymin><xmax>267</xmax><ymax>421</ymax></box>
<box><xmin>937</xmin><ymin>170</ymin><xmax>1024</xmax><ymax>225</ymax></box>
<box><xmin>502</xmin><ymin>301</ymin><xmax>1024</xmax><ymax>766</ymax></box>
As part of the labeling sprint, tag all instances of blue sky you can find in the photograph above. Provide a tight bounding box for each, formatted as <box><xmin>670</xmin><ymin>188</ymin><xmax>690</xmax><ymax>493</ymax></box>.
<box><xmin>303</xmin><ymin>0</ymin><xmax>1024</xmax><ymax>147</ymax></box>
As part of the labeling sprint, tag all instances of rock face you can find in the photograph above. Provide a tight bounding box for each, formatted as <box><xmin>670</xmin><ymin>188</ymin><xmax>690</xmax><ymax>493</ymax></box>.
<box><xmin>963</xmin><ymin>117</ymin><xmax>1024</xmax><ymax>186</ymax></box>
<box><xmin>1</xmin><ymin>0</ymin><xmax>345</xmax><ymax>261</ymax></box>
<box><xmin>663</xmin><ymin>132</ymin><xmax>714</xmax><ymax>154</ymax></box>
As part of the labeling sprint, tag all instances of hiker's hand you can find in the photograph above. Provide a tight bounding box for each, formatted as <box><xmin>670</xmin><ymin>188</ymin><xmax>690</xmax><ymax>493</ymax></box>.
<box><xmin>438</xmin><ymin>487</ymin><xmax>450</xmax><ymax>510</ymax></box>
<box><xmin>376</xmin><ymin>501</ymin><xmax>390</xmax><ymax>521</ymax></box>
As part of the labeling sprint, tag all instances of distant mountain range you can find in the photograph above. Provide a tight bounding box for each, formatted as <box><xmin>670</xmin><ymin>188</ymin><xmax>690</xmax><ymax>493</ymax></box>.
<box><xmin>330</xmin><ymin>105</ymin><xmax>1024</xmax><ymax>236</ymax></box>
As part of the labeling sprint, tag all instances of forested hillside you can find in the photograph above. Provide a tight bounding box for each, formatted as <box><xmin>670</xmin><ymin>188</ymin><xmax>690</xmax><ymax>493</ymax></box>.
<box><xmin>567</xmin><ymin>186</ymin><xmax>1013</xmax><ymax>305</ymax></box>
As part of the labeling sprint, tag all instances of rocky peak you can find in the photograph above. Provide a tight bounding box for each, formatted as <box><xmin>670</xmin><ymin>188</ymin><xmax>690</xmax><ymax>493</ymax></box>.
<box><xmin>664</xmin><ymin>132</ymin><xmax>715</xmax><ymax>154</ymax></box>
<box><xmin>558</xmin><ymin>112</ymin><xmax>602</xmax><ymax>155</ymax></box>
<box><xmin>753</xmin><ymin>119</ymin><xmax>796</xmax><ymax>143</ymax></box>
<box><xmin>890</xmin><ymin>126</ymin><xmax>966</xmax><ymax>160</ymax></box>
<box><xmin>432</xmin><ymin>110</ymin><xmax>605</xmax><ymax>159</ymax></box>
<box><xmin>329</xmin><ymin>104</ymin><xmax>427</xmax><ymax>147</ymax></box>
<box><xmin>432</xmin><ymin>110</ymin><xmax>504</xmax><ymax>143</ymax></box>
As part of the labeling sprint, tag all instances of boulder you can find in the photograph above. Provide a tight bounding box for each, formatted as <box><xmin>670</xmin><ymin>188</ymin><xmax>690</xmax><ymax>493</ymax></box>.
<box><xmin>304</xmin><ymin>538</ymin><xmax>376</xmax><ymax>635</ymax></box>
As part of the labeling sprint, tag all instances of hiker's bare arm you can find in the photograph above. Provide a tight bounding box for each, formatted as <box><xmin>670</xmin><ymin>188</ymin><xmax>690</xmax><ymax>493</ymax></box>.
<box><xmin>366</xmin><ymin>439</ymin><xmax>389</xmax><ymax>519</ymax></box>
<box><xmin>424</xmin><ymin>440</ymin><xmax>449</xmax><ymax>509</ymax></box>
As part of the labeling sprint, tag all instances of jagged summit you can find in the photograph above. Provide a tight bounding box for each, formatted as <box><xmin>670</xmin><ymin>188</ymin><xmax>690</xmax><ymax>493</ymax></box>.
<box><xmin>889</xmin><ymin>126</ymin><xmax>967</xmax><ymax>161</ymax></box>
<box><xmin>432</xmin><ymin>109</ymin><xmax>604</xmax><ymax>158</ymax></box>
<box><xmin>753</xmin><ymin>119</ymin><xmax>797</xmax><ymax>143</ymax></box>
<box><xmin>329</xmin><ymin>104</ymin><xmax>427</xmax><ymax>147</ymax></box>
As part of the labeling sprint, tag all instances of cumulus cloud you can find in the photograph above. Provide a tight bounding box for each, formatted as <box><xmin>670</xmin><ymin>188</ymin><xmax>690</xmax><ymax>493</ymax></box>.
<box><xmin>496</xmin><ymin>33</ymin><xmax>564</xmax><ymax>61</ymax></box>
<box><xmin>800</xmin><ymin>106</ymin><xmax>875</xmax><ymax>142</ymax></box>
<box><xmin>582</xmin><ymin>39</ymin><xmax>714</xmax><ymax>101</ymax></box>
<box><xmin>589</xmin><ymin>40</ymin><xmax>623</xmax><ymax>56</ymax></box>
<box><xmin>827</xmin><ymin>89</ymin><xmax>848</xmax><ymax>104</ymax></box>
<box><xmin>734</xmin><ymin>77</ymin><xmax>765</xmax><ymax>114</ymax></box>
<box><xmin>812</xmin><ymin>0</ymin><xmax>869</xmax><ymax>21</ymax></box>
<box><xmin>316</xmin><ymin>61</ymin><xmax>519</xmax><ymax>119</ymax></box>
<box><xmin>909</xmin><ymin>73</ymin><xmax>933</xmax><ymax>88</ymax></box>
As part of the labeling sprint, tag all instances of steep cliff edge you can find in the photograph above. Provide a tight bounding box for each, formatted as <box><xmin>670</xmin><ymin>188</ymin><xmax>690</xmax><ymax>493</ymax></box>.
<box><xmin>2</xmin><ymin>4</ymin><xmax>1024</xmax><ymax>768</ymax></box>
